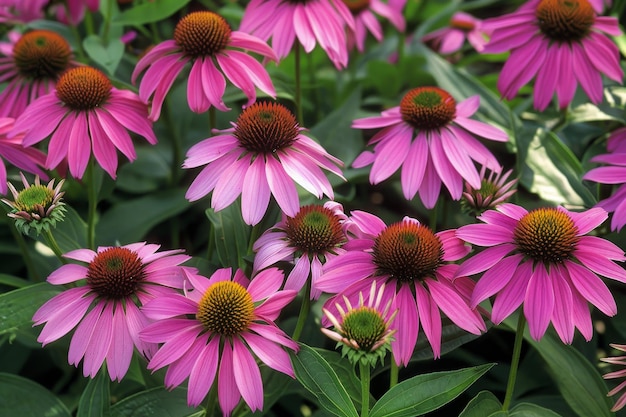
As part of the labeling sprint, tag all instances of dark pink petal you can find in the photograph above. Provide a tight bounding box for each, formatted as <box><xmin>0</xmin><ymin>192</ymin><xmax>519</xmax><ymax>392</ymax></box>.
<box><xmin>569</xmin><ymin>280</ymin><xmax>594</xmax><ymax>341</ymax></box>
<box><xmin>248</xmin><ymin>267</ymin><xmax>283</xmax><ymax>301</ymax></box>
<box><xmin>187</xmin><ymin>59</ymin><xmax>210</xmax><ymax>113</ymax></box>
<box><xmin>255</xmin><ymin>290</ymin><xmax>297</xmax><ymax>321</ymax></box>
<box><xmin>437</xmin><ymin>229</ymin><xmax>470</xmax><ymax>261</ymax></box>
<box><xmin>584</xmin><ymin>33</ymin><xmax>623</xmax><ymax>82</ymax></box>
<box><xmin>139</xmin><ymin>318</ymin><xmax>199</xmax><ymax>344</ymax></box>
<box><xmin>89</xmin><ymin>112</ymin><xmax>118</xmax><ymax>178</ymax></box>
<box><xmin>131</xmin><ymin>40</ymin><xmax>178</xmax><ymax>83</ymax></box>
<box><xmin>565</xmin><ymin>206</ymin><xmax>607</xmax><ymax>235</ymax></box>
<box><xmin>456</xmin><ymin>243</ymin><xmax>516</xmax><ymax>277</ymax></box>
<box><xmin>47</xmin><ymin>264</ymin><xmax>87</xmax><ymax>284</ymax></box>
<box><xmin>491</xmin><ymin>260</ymin><xmax>532</xmax><ymax>324</ymax></box>
<box><xmin>427</xmin><ymin>278</ymin><xmax>485</xmax><ymax>334</ymax></box>
<box><xmin>452</xmin><ymin>117</ymin><xmax>508</xmax><ymax>142</ymax></box>
<box><xmin>496</xmin><ymin>37</ymin><xmax>546</xmax><ymax>99</ymax></box>
<box><xmin>583</xmin><ymin>166</ymin><xmax>626</xmax><ymax>184</ymax></box>
<box><xmin>369</xmin><ymin>123</ymin><xmax>411</xmax><ymax>183</ymax></box>
<box><xmin>554</xmin><ymin>45</ymin><xmax>576</xmax><ymax>109</ymax></box>
<box><xmin>218</xmin><ymin>342</ymin><xmax>241</xmax><ymax>416</ymax></box>
<box><xmin>350</xmin><ymin>210</ymin><xmax>386</xmax><ymax>236</ymax></box>
<box><xmin>391</xmin><ymin>284</ymin><xmax>419</xmax><ymax>365</ymax></box>
<box><xmin>565</xmin><ymin>260</ymin><xmax>617</xmax><ymax>316</ymax></box>
<box><xmin>415</xmin><ymin>283</ymin><xmax>442</xmax><ymax>359</ymax></box>
<box><xmin>352</xmin><ymin>114</ymin><xmax>401</xmax><ymax>129</ymax></box>
<box><xmin>550</xmin><ymin>265</ymin><xmax>574</xmax><ymax>344</ymax></box>
<box><xmin>284</xmin><ymin>255</ymin><xmax>310</xmax><ymax>293</ymax></box>
<box><xmin>430</xmin><ymin>132</ymin><xmax>463</xmax><ymax>199</ymax></box>
<box><xmin>94</xmin><ymin>109</ymin><xmax>136</xmax><ymax>161</ymax></box>
<box><xmin>533</xmin><ymin>43</ymin><xmax>560</xmax><ymax>110</ymax></box>
<box><xmin>577</xmin><ymin>236</ymin><xmax>625</xmax><ymax>260</ymax></box>
<box><xmin>440</xmin><ymin>128</ymin><xmax>481</xmax><ymax>188</ymax></box>
<box><xmin>13</xmin><ymin>95</ymin><xmax>66</xmax><ymax>145</ymax></box>
<box><xmin>293</xmin><ymin>4</ymin><xmax>316</xmax><ymax>52</ymax></box>
<box><xmin>148</xmin><ymin>324</ymin><xmax>201</xmax><ymax>371</ymax></box>
<box><xmin>216</xmin><ymin>53</ymin><xmax>257</xmax><ymax>107</ymax></box>
<box><xmin>572</xmin><ymin>42</ymin><xmax>603</xmax><ymax>103</ymax></box>
<box><xmin>124</xmin><ymin>300</ymin><xmax>156</xmax><ymax>358</ymax></box>
<box><xmin>469</xmin><ymin>254</ymin><xmax>523</xmax><ymax>308</ymax></box>
<box><xmin>45</xmin><ymin>115</ymin><xmax>72</xmax><ymax>170</ymax></box>
<box><xmin>419</xmin><ymin>156</ymin><xmax>442</xmax><ymax>209</ymax></box>
<box><xmin>66</xmin><ymin>112</ymin><xmax>91</xmax><ymax>178</ymax></box>
<box><xmin>224</xmin><ymin>50</ymin><xmax>276</xmax><ymax>98</ymax></box>
<box><xmin>593</xmin><ymin>16</ymin><xmax>622</xmax><ymax>36</ymax></box>
<box><xmin>249</xmin><ymin>322</ymin><xmax>298</xmax><ymax>350</ymax></box>
<box><xmin>574</xmin><ymin>250</ymin><xmax>626</xmax><ymax>283</ymax></box>
<box><xmin>524</xmin><ymin>264</ymin><xmax>554</xmax><ymax>341</ymax></box>
<box><xmin>187</xmin><ymin>336</ymin><xmax>220</xmax><ymax>407</ymax></box>
<box><xmin>82</xmin><ymin>302</ymin><xmax>114</xmax><ymax>378</ymax></box>
<box><xmin>230</xmin><ymin>31</ymin><xmax>277</xmax><ymax>60</ymax></box>
<box><xmin>244</xmin><ymin>332</ymin><xmax>294</xmax><ymax>376</ymax></box>
<box><xmin>455</xmin><ymin>223</ymin><xmax>514</xmax><ymax>246</ymax></box>
<box><xmin>200</xmin><ymin>58</ymin><xmax>229</xmax><ymax>111</ymax></box>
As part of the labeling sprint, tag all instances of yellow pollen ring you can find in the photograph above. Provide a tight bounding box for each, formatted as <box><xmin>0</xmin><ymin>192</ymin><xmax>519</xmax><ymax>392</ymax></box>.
<box><xmin>196</xmin><ymin>280</ymin><xmax>255</xmax><ymax>336</ymax></box>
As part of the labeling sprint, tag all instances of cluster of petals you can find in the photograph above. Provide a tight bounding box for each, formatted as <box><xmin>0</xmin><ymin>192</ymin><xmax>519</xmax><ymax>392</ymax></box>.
<box><xmin>140</xmin><ymin>267</ymin><xmax>298</xmax><ymax>413</ymax></box>
<box><xmin>422</xmin><ymin>12</ymin><xmax>490</xmax><ymax>54</ymax></box>
<box><xmin>456</xmin><ymin>204</ymin><xmax>626</xmax><ymax>343</ymax></box>
<box><xmin>0</xmin><ymin>0</ymin><xmax>46</xmax><ymax>23</ymax></box>
<box><xmin>32</xmin><ymin>243</ymin><xmax>191</xmax><ymax>381</ymax></box>
<box><xmin>316</xmin><ymin>212</ymin><xmax>486</xmax><ymax>365</ymax></box>
<box><xmin>583</xmin><ymin>128</ymin><xmax>626</xmax><ymax>231</ymax></box>
<box><xmin>240</xmin><ymin>0</ymin><xmax>355</xmax><ymax>69</ymax></box>
<box><xmin>601</xmin><ymin>343</ymin><xmax>626</xmax><ymax>412</ymax></box>
<box><xmin>0</xmin><ymin>118</ymin><xmax>46</xmax><ymax>194</ymax></box>
<box><xmin>50</xmin><ymin>0</ymin><xmax>99</xmax><ymax>25</ymax></box>
<box><xmin>346</xmin><ymin>0</ymin><xmax>406</xmax><ymax>52</ymax></box>
<box><xmin>482</xmin><ymin>0</ymin><xmax>623</xmax><ymax>110</ymax></box>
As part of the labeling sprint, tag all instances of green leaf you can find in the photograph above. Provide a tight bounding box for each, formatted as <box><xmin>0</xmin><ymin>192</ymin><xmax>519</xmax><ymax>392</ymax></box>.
<box><xmin>412</xmin><ymin>319</ymin><xmax>487</xmax><ymax>361</ymax></box>
<box><xmin>316</xmin><ymin>348</ymin><xmax>365</xmax><ymax>409</ymax></box>
<box><xmin>0</xmin><ymin>274</ymin><xmax>29</xmax><ymax>288</ymax></box>
<box><xmin>510</xmin><ymin>402</ymin><xmax>563</xmax><ymax>416</ymax></box>
<box><xmin>290</xmin><ymin>343</ymin><xmax>359</xmax><ymax>417</ymax></box>
<box><xmin>459</xmin><ymin>390</ymin><xmax>502</xmax><ymax>417</ymax></box>
<box><xmin>97</xmin><ymin>188</ymin><xmax>188</xmax><ymax>245</ymax></box>
<box><xmin>0</xmin><ymin>373</ymin><xmax>71</xmax><ymax>417</ymax></box>
<box><xmin>77</xmin><ymin>370</ymin><xmax>111</xmax><ymax>417</ymax></box>
<box><xmin>369</xmin><ymin>363</ymin><xmax>494</xmax><ymax>417</ymax></box>
<box><xmin>49</xmin><ymin>205</ymin><xmax>88</xmax><ymax>253</ymax></box>
<box><xmin>113</xmin><ymin>0</ymin><xmax>191</xmax><ymax>25</ymax></box>
<box><xmin>527</xmin><ymin>333</ymin><xmax>613</xmax><ymax>417</ymax></box>
<box><xmin>109</xmin><ymin>387</ymin><xmax>202</xmax><ymax>417</ymax></box>
<box><xmin>0</xmin><ymin>282</ymin><xmax>61</xmax><ymax>339</ymax></box>
<box><xmin>83</xmin><ymin>35</ymin><xmax>124</xmax><ymax>75</ymax></box>
<box><xmin>205</xmin><ymin>202</ymin><xmax>251</xmax><ymax>271</ymax></box>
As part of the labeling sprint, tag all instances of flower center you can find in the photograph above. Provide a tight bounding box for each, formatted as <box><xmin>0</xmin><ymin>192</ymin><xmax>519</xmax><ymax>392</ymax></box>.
<box><xmin>372</xmin><ymin>221</ymin><xmax>443</xmax><ymax>283</ymax></box>
<box><xmin>174</xmin><ymin>11</ymin><xmax>232</xmax><ymax>57</ymax></box>
<box><xmin>400</xmin><ymin>87</ymin><xmax>456</xmax><ymax>130</ymax></box>
<box><xmin>342</xmin><ymin>0</ymin><xmax>370</xmax><ymax>14</ymax></box>
<box><xmin>196</xmin><ymin>281</ymin><xmax>255</xmax><ymax>336</ymax></box>
<box><xmin>55</xmin><ymin>67</ymin><xmax>111</xmax><ymax>110</ymax></box>
<box><xmin>450</xmin><ymin>17</ymin><xmax>476</xmax><ymax>31</ymax></box>
<box><xmin>514</xmin><ymin>208</ymin><xmax>580</xmax><ymax>263</ymax></box>
<box><xmin>87</xmin><ymin>247</ymin><xmax>146</xmax><ymax>299</ymax></box>
<box><xmin>536</xmin><ymin>0</ymin><xmax>595</xmax><ymax>42</ymax></box>
<box><xmin>234</xmin><ymin>102</ymin><xmax>299</xmax><ymax>153</ymax></box>
<box><xmin>342</xmin><ymin>306</ymin><xmax>386</xmax><ymax>351</ymax></box>
<box><xmin>285</xmin><ymin>205</ymin><xmax>345</xmax><ymax>253</ymax></box>
<box><xmin>13</xmin><ymin>30</ymin><xmax>71</xmax><ymax>80</ymax></box>
<box><xmin>14</xmin><ymin>185</ymin><xmax>54</xmax><ymax>212</ymax></box>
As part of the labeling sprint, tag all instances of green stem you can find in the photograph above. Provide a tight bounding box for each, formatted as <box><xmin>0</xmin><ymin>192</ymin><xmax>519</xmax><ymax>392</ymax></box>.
<box><xmin>205</xmin><ymin>384</ymin><xmax>218</xmax><ymax>416</ymax></box>
<box><xmin>7</xmin><ymin>219</ymin><xmax>39</xmax><ymax>281</ymax></box>
<box><xmin>86</xmin><ymin>161</ymin><xmax>99</xmax><ymax>250</ymax></box>
<box><xmin>69</xmin><ymin>24</ymin><xmax>88</xmax><ymax>62</ymax></box>
<box><xmin>389</xmin><ymin>360</ymin><xmax>399</xmax><ymax>388</ymax></box>
<box><xmin>209</xmin><ymin>107</ymin><xmax>217</xmax><ymax>134</ymax></box>
<box><xmin>43</xmin><ymin>228</ymin><xmax>67</xmax><ymax>264</ymax></box>
<box><xmin>360</xmin><ymin>362</ymin><xmax>371</xmax><ymax>417</ymax></box>
<box><xmin>101</xmin><ymin>0</ymin><xmax>115</xmax><ymax>44</ymax></box>
<box><xmin>292</xmin><ymin>276</ymin><xmax>311</xmax><ymax>342</ymax></box>
<box><xmin>502</xmin><ymin>314</ymin><xmax>526</xmax><ymax>411</ymax></box>
<box><xmin>429</xmin><ymin>198</ymin><xmax>439</xmax><ymax>230</ymax></box>
<box><xmin>294</xmin><ymin>42</ymin><xmax>303</xmax><ymax>124</ymax></box>
<box><xmin>162</xmin><ymin>98</ymin><xmax>183</xmax><ymax>185</ymax></box>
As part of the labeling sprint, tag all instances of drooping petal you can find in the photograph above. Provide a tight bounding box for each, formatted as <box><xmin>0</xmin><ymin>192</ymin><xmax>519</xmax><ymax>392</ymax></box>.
<box><xmin>524</xmin><ymin>263</ymin><xmax>554</xmax><ymax>341</ymax></box>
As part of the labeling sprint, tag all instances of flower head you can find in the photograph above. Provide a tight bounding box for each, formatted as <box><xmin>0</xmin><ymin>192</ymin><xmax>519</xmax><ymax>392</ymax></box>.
<box><xmin>253</xmin><ymin>201</ymin><xmax>348</xmax><ymax>298</ymax></box>
<box><xmin>240</xmin><ymin>0</ymin><xmax>355</xmax><ymax>69</ymax></box>
<box><xmin>342</xmin><ymin>0</ymin><xmax>405</xmax><ymax>52</ymax></box>
<box><xmin>601</xmin><ymin>343</ymin><xmax>626</xmax><ymax>412</ymax></box>
<box><xmin>322</xmin><ymin>280</ymin><xmax>397</xmax><ymax>367</ymax></box>
<box><xmin>2</xmin><ymin>173</ymin><xmax>65</xmax><ymax>235</ymax></box>
<box><xmin>456</xmin><ymin>204</ymin><xmax>626</xmax><ymax>343</ymax></box>
<box><xmin>10</xmin><ymin>66</ymin><xmax>157</xmax><ymax>179</ymax></box>
<box><xmin>461</xmin><ymin>166</ymin><xmax>517</xmax><ymax>216</ymax></box>
<box><xmin>352</xmin><ymin>87</ymin><xmax>508</xmax><ymax>208</ymax></box>
<box><xmin>317</xmin><ymin>212</ymin><xmax>485</xmax><ymax>365</ymax></box>
<box><xmin>482</xmin><ymin>0</ymin><xmax>623</xmax><ymax>110</ymax></box>
<box><xmin>0</xmin><ymin>0</ymin><xmax>47</xmax><ymax>24</ymax></box>
<box><xmin>184</xmin><ymin>101</ymin><xmax>344</xmax><ymax>225</ymax></box>
<box><xmin>0</xmin><ymin>118</ymin><xmax>47</xmax><ymax>193</ymax></box>
<box><xmin>0</xmin><ymin>30</ymin><xmax>76</xmax><ymax>118</ymax></box>
<box><xmin>32</xmin><ymin>243</ymin><xmax>191</xmax><ymax>381</ymax></box>
<box><xmin>132</xmin><ymin>10</ymin><xmax>277</xmax><ymax>121</ymax></box>
<box><xmin>140</xmin><ymin>267</ymin><xmax>298</xmax><ymax>413</ymax></box>
<box><xmin>422</xmin><ymin>12</ymin><xmax>490</xmax><ymax>54</ymax></box>
<box><xmin>49</xmin><ymin>0</ymin><xmax>99</xmax><ymax>25</ymax></box>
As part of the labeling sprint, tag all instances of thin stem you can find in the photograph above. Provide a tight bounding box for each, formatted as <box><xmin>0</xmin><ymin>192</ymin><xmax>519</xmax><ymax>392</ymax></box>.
<box><xmin>7</xmin><ymin>219</ymin><xmax>39</xmax><ymax>281</ymax></box>
<box><xmin>292</xmin><ymin>276</ymin><xmax>311</xmax><ymax>342</ymax></box>
<box><xmin>389</xmin><ymin>360</ymin><xmax>399</xmax><ymax>388</ymax></box>
<box><xmin>429</xmin><ymin>198</ymin><xmax>439</xmax><ymax>230</ymax></box>
<box><xmin>209</xmin><ymin>107</ymin><xmax>217</xmax><ymax>134</ymax></box>
<box><xmin>360</xmin><ymin>362</ymin><xmax>371</xmax><ymax>417</ymax></box>
<box><xmin>86</xmin><ymin>161</ymin><xmax>99</xmax><ymax>250</ymax></box>
<box><xmin>43</xmin><ymin>228</ymin><xmax>67</xmax><ymax>264</ymax></box>
<box><xmin>502</xmin><ymin>314</ymin><xmax>526</xmax><ymax>411</ymax></box>
<box><xmin>294</xmin><ymin>42</ymin><xmax>303</xmax><ymax>124</ymax></box>
<box><xmin>162</xmin><ymin>98</ymin><xmax>183</xmax><ymax>185</ymax></box>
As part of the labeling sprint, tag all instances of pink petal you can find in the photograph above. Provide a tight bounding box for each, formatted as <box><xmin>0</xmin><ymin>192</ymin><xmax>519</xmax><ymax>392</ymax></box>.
<box><xmin>243</xmin><ymin>332</ymin><xmax>294</xmax><ymax>376</ymax></box>
<box><xmin>265</xmin><ymin>156</ymin><xmax>299</xmax><ymax>217</ymax></box>
<box><xmin>565</xmin><ymin>260</ymin><xmax>617</xmax><ymax>316</ymax></box>
<box><xmin>549</xmin><ymin>265</ymin><xmax>574</xmax><ymax>344</ymax></box>
<box><xmin>83</xmin><ymin>302</ymin><xmax>114</xmax><ymax>378</ymax></box>
<box><xmin>47</xmin><ymin>264</ymin><xmax>88</xmax><ymax>284</ymax></box>
<box><xmin>187</xmin><ymin>336</ymin><xmax>220</xmax><ymax>407</ymax></box>
<box><xmin>232</xmin><ymin>338</ymin><xmax>264</xmax><ymax>412</ymax></box>
<box><xmin>470</xmin><ymin>254</ymin><xmax>523</xmax><ymax>308</ymax></box>
<box><xmin>241</xmin><ymin>156</ymin><xmax>271</xmax><ymax>225</ymax></box>
<box><xmin>415</xmin><ymin>283</ymin><xmax>442</xmax><ymax>359</ymax></box>
<box><xmin>106</xmin><ymin>304</ymin><xmax>134</xmax><ymax>381</ymax></box>
<box><xmin>391</xmin><ymin>284</ymin><xmax>419</xmax><ymax>365</ymax></box>
<box><xmin>524</xmin><ymin>264</ymin><xmax>554</xmax><ymax>341</ymax></box>
<box><xmin>491</xmin><ymin>261</ymin><xmax>532</xmax><ymax>324</ymax></box>
<box><xmin>218</xmin><ymin>342</ymin><xmax>241</xmax><ymax>416</ymax></box>
<box><xmin>400</xmin><ymin>132</ymin><xmax>428</xmax><ymax>199</ymax></box>
<box><xmin>200</xmin><ymin>58</ymin><xmax>229</xmax><ymax>111</ymax></box>
<box><xmin>456</xmin><ymin>243</ymin><xmax>516</xmax><ymax>276</ymax></box>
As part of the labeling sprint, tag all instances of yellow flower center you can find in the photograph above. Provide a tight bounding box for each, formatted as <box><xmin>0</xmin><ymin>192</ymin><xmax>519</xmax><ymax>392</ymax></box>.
<box><xmin>400</xmin><ymin>87</ymin><xmax>456</xmax><ymax>130</ymax></box>
<box><xmin>13</xmin><ymin>30</ymin><xmax>71</xmax><ymax>80</ymax></box>
<box><xmin>55</xmin><ymin>67</ymin><xmax>111</xmax><ymax>110</ymax></box>
<box><xmin>536</xmin><ymin>0</ymin><xmax>595</xmax><ymax>42</ymax></box>
<box><xmin>514</xmin><ymin>208</ymin><xmax>580</xmax><ymax>263</ymax></box>
<box><xmin>174</xmin><ymin>11</ymin><xmax>232</xmax><ymax>57</ymax></box>
<box><xmin>87</xmin><ymin>247</ymin><xmax>146</xmax><ymax>299</ymax></box>
<box><xmin>285</xmin><ymin>205</ymin><xmax>345</xmax><ymax>253</ymax></box>
<box><xmin>196</xmin><ymin>281</ymin><xmax>255</xmax><ymax>336</ymax></box>
<box><xmin>234</xmin><ymin>102</ymin><xmax>299</xmax><ymax>153</ymax></box>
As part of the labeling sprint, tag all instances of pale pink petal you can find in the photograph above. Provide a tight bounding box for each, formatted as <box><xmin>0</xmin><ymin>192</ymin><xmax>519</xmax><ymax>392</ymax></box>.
<box><xmin>284</xmin><ymin>255</ymin><xmax>310</xmax><ymax>293</ymax></box>
<box><xmin>200</xmin><ymin>58</ymin><xmax>229</xmax><ymax>111</ymax></box>
<box><xmin>232</xmin><ymin>338</ymin><xmax>264</xmax><ymax>412</ymax></box>
<box><xmin>419</xmin><ymin>156</ymin><xmax>442</xmax><ymax>209</ymax></box>
<box><xmin>187</xmin><ymin>59</ymin><xmax>210</xmax><ymax>113</ymax></box>
<box><xmin>218</xmin><ymin>342</ymin><xmax>241</xmax><ymax>416</ymax></box>
<box><xmin>369</xmin><ymin>123</ymin><xmax>411</xmax><ymax>183</ymax></box>
<box><xmin>241</xmin><ymin>156</ymin><xmax>271</xmax><ymax>225</ymax></box>
<box><xmin>248</xmin><ymin>267</ymin><xmax>283</xmax><ymax>301</ymax></box>
<box><xmin>211</xmin><ymin>156</ymin><xmax>248</xmax><ymax>212</ymax></box>
<box><xmin>265</xmin><ymin>156</ymin><xmax>299</xmax><ymax>217</ymax></box>
<box><xmin>400</xmin><ymin>132</ymin><xmax>427</xmax><ymax>199</ymax></box>
<box><xmin>106</xmin><ymin>304</ymin><xmax>134</xmax><ymax>381</ymax></box>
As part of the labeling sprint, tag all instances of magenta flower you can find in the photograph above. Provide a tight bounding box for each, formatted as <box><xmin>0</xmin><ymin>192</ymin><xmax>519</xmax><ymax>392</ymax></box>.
<box><xmin>49</xmin><ymin>0</ymin><xmax>99</xmax><ymax>25</ymax></box>
<box><xmin>352</xmin><ymin>86</ymin><xmax>508</xmax><ymax>209</ymax></box>
<box><xmin>32</xmin><ymin>243</ymin><xmax>191</xmax><ymax>381</ymax></box>
<box><xmin>184</xmin><ymin>101</ymin><xmax>344</xmax><ymax>225</ymax></box>
<box><xmin>317</xmin><ymin>212</ymin><xmax>486</xmax><ymax>364</ymax></box>
<box><xmin>461</xmin><ymin>166</ymin><xmax>517</xmax><ymax>216</ymax></box>
<box><xmin>583</xmin><ymin>128</ymin><xmax>626</xmax><ymax>231</ymax></box>
<box><xmin>422</xmin><ymin>12</ymin><xmax>490</xmax><ymax>54</ymax></box>
<box><xmin>0</xmin><ymin>118</ymin><xmax>46</xmax><ymax>193</ymax></box>
<box><xmin>10</xmin><ymin>66</ymin><xmax>156</xmax><ymax>179</ymax></box>
<box><xmin>342</xmin><ymin>0</ymin><xmax>405</xmax><ymax>52</ymax></box>
<box><xmin>482</xmin><ymin>0</ymin><xmax>623</xmax><ymax>111</ymax></box>
<box><xmin>132</xmin><ymin>11</ymin><xmax>277</xmax><ymax>121</ymax></box>
<box><xmin>602</xmin><ymin>343</ymin><xmax>626</xmax><ymax>412</ymax></box>
<box><xmin>253</xmin><ymin>201</ymin><xmax>348</xmax><ymax>298</ymax></box>
<box><xmin>140</xmin><ymin>267</ymin><xmax>298</xmax><ymax>412</ymax></box>
<box><xmin>0</xmin><ymin>0</ymin><xmax>46</xmax><ymax>24</ymax></box>
<box><xmin>0</xmin><ymin>30</ymin><xmax>76</xmax><ymax>118</ymax></box>
<box><xmin>240</xmin><ymin>0</ymin><xmax>355</xmax><ymax>69</ymax></box>
<box><xmin>456</xmin><ymin>204</ymin><xmax>626</xmax><ymax>343</ymax></box>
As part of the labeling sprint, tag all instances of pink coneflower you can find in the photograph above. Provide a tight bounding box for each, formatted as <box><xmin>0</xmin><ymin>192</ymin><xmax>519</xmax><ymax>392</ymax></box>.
<box><xmin>461</xmin><ymin>166</ymin><xmax>517</xmax><ymax>216</ymax></box>
<box><xmin>184</xmin><ymin>101</ymin><xmax>344</xmax><ymax>225</ymax></box>
<box><xmin>0</xmin><ymin>30</ymin><xmax>76</xmax><ymax>118</ymax></box>
<box><xmin>456</xmin><ymin>204</ymin><xmax>626</xmax><ymax>343</ymax></box>
<box><xmin>482</xmin><ymin>0</ymin><xmax>623</xmax><ymax>111</ymax></box>
<box><xmin>583</xmin><ymin>128</ymin><xmax>626</xmax><ymax>231</ymax></box>
<box><xmin>316</xmin><ymin>213</ymin><xmax>486</xmax><ymax>364</ymax></box>
<box><xmin>0</xmin><ymin>118</ymin><xmax>46</xmax><ymax>193</ymax></box>
<box><xmin>140</xmin><ymin>267</ymin><xmax>298</xmax><ymax>413</ymax></box>
<box><xmin>253</xmin><ymin>201</ymin><xmax>348</xmax><ymax>298</ymax></box>
<box><xmin>240</xmin><ymin>0</ymin><xmax>355</xmax><ymax>69</ymax></box>
<box><xmin>10</xmin><ymin>66</ymin><xmax>156</xmax><ymax>179</ymax></box>
<box><xmin>342</xmin><ymin>0</ymin><xmax>405</xmax><ymax>52</ymax></box>
<box><xmin>0</xmin><ymin>0</ymin><xmax>46</xmax><ymax>24</ymax></box>
<box><xmin>602</xmin><ymin>343</ymin><xmax>626</xmax><ymax>412</ymax></box>
<box><xmin>32</xmin><ymin>243</ymin><xmax>191</xmax><ymax>381</ymax></box>
<box><xmin>422</xmin><ymin>12</ymin><xmax>490</xmax><ymax>54</ymax></box>
<box><xmin>49</xmin><ymin>0</ymin><xmax>99</xmax><ymax>25</ymax></box>
<box><xmin>132</xmin><ymin>11</ymin><xmax>276</xmax><ymax>121</ymax></box>
<box><xmin>352</xmin><ymin>86</ymin><xmax>508</xmax><ymax>209</ymax></box>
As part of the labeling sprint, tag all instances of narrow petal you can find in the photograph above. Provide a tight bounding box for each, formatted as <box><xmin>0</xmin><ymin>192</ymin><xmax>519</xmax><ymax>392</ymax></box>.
<box><xmin>565</xmin><ymin>261</ymin><xmax>617</xmax><ymax>316</ymax></box>
<box><xmin>470</xmin><ymin>254</ymin><xmax>523</xmax><ymax>308</ymax></box>
<box><xmin>232</xmin><ymin>338</ymin><xmax>264</xmax><ymax>412</ymax></box>
<box><xmin>550</xmin><ymin>265</ymin><xmax>574</xmax><ymax>344</ymax></box>
<box><xmin>391</xmin><ymin>284</ymin><xmax>419</xmax><ymax>365</ymax></box>
<box><xmin>491</xmin><ymin>261</ymin><xmax>532</xmax><ymax>324</ymax></box>
<box><xmin>218</xmin><ymin>342</ymin><xmax>241</xmax><ymax>416</ymax></box>
<box><xmin>415</xmin><ymin>284</ymin><xmax>442</xmax><ymax>359</ymax></box>
<box><xmin>241</xmin><ymin>156</ymin><xmax>271</xmax><ymax>225</ymax></box>
<box><xmin>524</xmin><ymin>264</ymin><xmax>554</xmax><ymax>341</ymax></box>
<box><xmin>187</xmin><ymin>336</ymin><xmax>220</xmax><ymax>407</ymax></box>
<box><xmin>265</xmin><ymin>156</ymin><xmax>299</xmax><ymax>217</ymax></box>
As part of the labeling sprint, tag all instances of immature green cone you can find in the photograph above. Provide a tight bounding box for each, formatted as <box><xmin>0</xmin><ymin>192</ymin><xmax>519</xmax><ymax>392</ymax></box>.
<box><xmin>2</xmin><ymin>173</ymin><xmax>66</xmax><ymax>235</ymax></box>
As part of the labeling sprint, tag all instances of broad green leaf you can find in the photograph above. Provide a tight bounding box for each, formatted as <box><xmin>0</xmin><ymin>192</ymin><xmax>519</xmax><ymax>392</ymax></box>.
<box><xmin>0</xmin><ymin>373</ymin><xmax>71</xmax><ymax>417</ymax></box>
<box><xmin>459</xmin><ymin>390</ymin><xmax>502</xmax><ymax>417</ymax></box>
<box><xmin>369</xmin><ymin>363</ymin><xmax>494</xmax><ymax>417</ymax></box>
<box><xmin>290</xmin><ymin>343</ymin><xmax>359</xmax><ymax>417</ymax></box>
<box><xmin>116</xmin><ymin>147</ymin><xmax>170</xmax><ymax>194</ymax></box>
<box><xmin>568</xmin><ymin>103</ymin><xmax>625</xmax><ymax>124</ymax></box>
<box><xmin>77</xmin><ymin>370</ymin><xmax>111</xmax><ymax>417</ymax></box>
<box><xmin>205</xmin><ymin>202</ymin><xmax>251</xmax><ymax>271</ymax></box>
<box><xmin>316</xmin><ymin>348</ymin><xmax>365</xmax><ymax>409</ymax></box>
<box><xmin>113</xmin><ymin>0</ymin><xmax>191</xmax><ymax>25</ymax></box>
<box><xmin>97</xmin><ymin>188</ymin><xmax>188</xmax><ymax>245</ymax></box>
<box><xmin>510</xmin><ymin>402</ymin><xmax>563</xmax><ymax>416</ymax></box>
<box><xmin>83</xmin><ymin>35</ymin><xmax>124</xmax><ymax>75</ymax></box>
<box><xmin>0</xmin><ymin>282</ymin><xmax>61</xmax><ymax>339</ymax></box>
<box><xmin>48</xmin><ymin>206</ymin><xmax>88</xmax><ymax>253</ymax></box>
<box><xmin>109</xmin><ymin>387</ymin><xmax>202</xmax><ymax>417</ymax></box>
